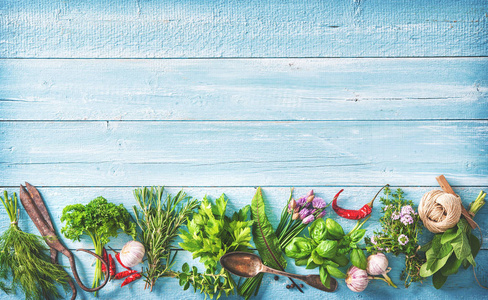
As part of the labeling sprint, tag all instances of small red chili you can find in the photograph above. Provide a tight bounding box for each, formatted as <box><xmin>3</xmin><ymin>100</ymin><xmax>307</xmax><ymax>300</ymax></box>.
<box><xmin>116</xmin><ymin>252</ymin><xmax>131</xmax><ymax>270</ymax></box>
<box><xmin>121</xmin><ymin>272</ymin><xmax>141</xmax><ymax>287</ymax></box>
<box><xmin>108</xmin><ymin>254</ymin><xmax>116</xmax><ymax>279</ymax></box>
<box><xmin>332</xmin><ymin>185</ymin><xmax>388</xmax><ymax>220</ymax></box>
<box><xmin>115</xmin><ymin>269</ymin><xmax>138</xmax><ymax>280</ymax></box>
<box><xmin>101</xmin><ymin>247</ymin><xmax>108</xmax><ymax>273</ymax></box>
<box><xmin>107</xmin><ymin>245</ymin><xmax>132</xmax><ymax>270</ymax></box>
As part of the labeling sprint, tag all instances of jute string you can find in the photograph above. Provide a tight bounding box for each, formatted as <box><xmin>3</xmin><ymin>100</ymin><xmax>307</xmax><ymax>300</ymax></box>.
<box><xmin>418</xmin><ymin>190</ymin><xmax>462</xmax><ymax>233</ymax></box>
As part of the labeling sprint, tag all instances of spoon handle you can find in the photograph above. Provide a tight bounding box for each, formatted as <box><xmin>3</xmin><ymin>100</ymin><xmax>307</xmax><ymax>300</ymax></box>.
<box><xmin>260</xmin><ymin>265</ymin><xmax>337</xmax><ymax>292</ymax></box>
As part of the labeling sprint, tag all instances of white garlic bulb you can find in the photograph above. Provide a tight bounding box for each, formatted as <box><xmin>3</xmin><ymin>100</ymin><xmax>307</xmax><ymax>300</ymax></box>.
<box><xmin>120</xmin><ymin>240</ymin><xmax>145</xmax><ymax>268</ymax></box>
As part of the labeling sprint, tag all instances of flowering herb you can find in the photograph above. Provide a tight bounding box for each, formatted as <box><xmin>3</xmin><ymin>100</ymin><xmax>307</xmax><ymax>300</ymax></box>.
<box><xmin>239</xmin><ymin>189</ymin><xmax>329</xmax><ymax>298</ymax></box>
<box><xmin>365</xmin><ymin>187</ymin><xmax>424</xmax><ymax>287</ymax></box>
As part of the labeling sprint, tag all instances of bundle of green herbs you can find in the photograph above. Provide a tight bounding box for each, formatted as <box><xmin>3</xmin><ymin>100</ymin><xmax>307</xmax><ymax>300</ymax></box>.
<box><xmin>285</xmin><ymin>215</ymin><xmax>370</xmax><ymax>289</ymax></box>
<box><xmin>132</xmin><ymin>186</ymin><xmax>199</xmax><ymax>291</ymax></box>
<box><xmin>178</xmin><ymin>194</ymin><xmax>253</xmax><ymax>299</ymax></box>
<box><xmin>61</xmin><ymin>196</ymin><xmax>136</xmax><ymax>294</ymax></box>
<box><xmin>365</xmin><ymin>187</ymin><xmax>424</xmax><ymax>287</ymax></box>
<box><xmin>239</xmin><ymin>188</ymin><xmax>328</xmax><ymax>299</ymax></box>
<box><xmin>0</xmin><ymin>191</ymin><xmax>70</xmax><ymax>300</ymax></box>
<box><xmin>419</xmin><ymin>191</ymin><xmax>486</xmax><ymax>289</ymax></box>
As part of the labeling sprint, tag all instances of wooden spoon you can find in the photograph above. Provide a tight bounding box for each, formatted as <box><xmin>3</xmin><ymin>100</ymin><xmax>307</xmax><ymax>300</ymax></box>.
<box><xmin>220</xmin><ymin>252</ymin><xmax>338</xmax><ymax>292</ymax></box>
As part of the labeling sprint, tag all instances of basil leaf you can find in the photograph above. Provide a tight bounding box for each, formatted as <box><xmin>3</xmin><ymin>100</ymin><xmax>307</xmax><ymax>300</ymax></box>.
<box><xmin>350</xmin><ymin>248</ymin><xmax>367</xmax><ymax>270</ymax></box>
<box><xmin>316</xmin><ymin>240</ymin><xmax>338</xmax><ymax>259</ymax></box>
<box><xmin>309</xmin><ymin>219</ymin><xmax>328</xmax><ymax>243</ymax></box>
<box><xmin>295</xmin><ymin>257</ymin><xmax>308</xmax><ymax>266</ymax></box>
<box><xmin>285</xmin><ymin>237</ymin><xmax>313</xmax><ymax>259</ymax></box>
<box><xmin>325</xmin><ymin>218</ymin><xmax>344</xmax><ymax>240</ymax></box>
<box><xmin>312</xmin><ymin>249</ymin><xmax>325</xmax><ymax>265</ymax></box>
<box><xmin>350</xmin><ymin>229</ymin><xmax>366</xmax><ymax>243</ymax></box>
<box><xmin>433</xmin><ymin>272</ymin><xmax>448</xmax><ymax>289</ymax></box>
<box><xmin>331</xmin><ymin>253</ymin><xmax>349</xmax><ymax>267</ymax></box>
<box><xmin>326</xmin><ymin>265</ymin><xmax>347</xmax><ymax>279</ymax></box>
<box><xmin>320</xmin><ymin>266</ymin><xmax>331</xmax><ymax>289</ymax></box>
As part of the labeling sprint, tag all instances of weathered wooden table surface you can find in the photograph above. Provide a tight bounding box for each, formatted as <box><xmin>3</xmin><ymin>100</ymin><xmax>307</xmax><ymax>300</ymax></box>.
<box><xmin>1</xmin><ymin>0</ymin><xmax>487</xmax><ymax>299</ymax></box>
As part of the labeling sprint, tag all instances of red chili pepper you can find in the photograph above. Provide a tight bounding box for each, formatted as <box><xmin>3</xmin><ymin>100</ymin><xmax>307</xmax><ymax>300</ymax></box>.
<box><xmin>332</xmin><ymin>185</ymin><xmax>388</xmax><ymax>220</ymax></box>
<box><xmin>115</xmin><ymin>252</ymin><xmax>132</xmax><ymax>270</ymax></box>
<box><xmin>101</xmin><ymin>247</ymin><xmax>108</xmax><ymax>273</ymax></box>
<box><xmin>121</xmin><ymin>272</ymin><xmax>141</xmax><ymax>287</ymax></box>
<box><xmin>115</xmin><ymin>269</ymin><xmax>138</xmax><ymax>280</ymax></box>
<box><xmin>108</xmin><ymin>254</ymin><xmax>116</xmax><ymax>279</ymax></box>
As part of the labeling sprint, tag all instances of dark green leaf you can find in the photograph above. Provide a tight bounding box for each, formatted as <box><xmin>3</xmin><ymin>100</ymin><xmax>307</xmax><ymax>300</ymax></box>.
<box><xmin>437</xmin><ymin>243</ymin><xmax>453</xmax><ymax>258</ymax></box>
<box><xmin>251</xmin><ymin>188</ymin><xmax>287</xmax><ymax>270</ymax></box>
<box><xmin>420</xmin><ymin>249</ymin><xmax>453</xmax><ymax>277</ymax></box>
<box><xmin>440</xmin><ymin>254</ymin><xmax>462</xmax><ymax>276</ymax></box>
<box><xmin>331</xmin><ymin>253</ymin><xmax>349</xmax><ymax>267</ymax></box>
<box><xmin>433</xmin><ymin>272</ymin><xmax>448</xmax><ymax>289</ymax></box>
<box><xmin>469</xmin><ymin>233</ymin><xmax>481</xmax><ymax>259</ymax></box>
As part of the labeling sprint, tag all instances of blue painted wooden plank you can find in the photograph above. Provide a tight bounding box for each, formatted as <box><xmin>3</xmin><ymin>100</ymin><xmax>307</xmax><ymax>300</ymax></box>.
<box><xmin>0</xmin><ymin>121</ymin><xmax>486</xmax><ymax>187</ymax></box>
<box><xmin>0</xmin><ymin>58</ymin><xmax>487</xmax><ymax>121</ymax></box>
<box><xmin>1</xmin><ymin>0</ymin><xmax>487</xmax><ymax>58</ymax></box>
<box><xmin>0</xmin><ymin>187</ymin><xmax>486</xmax><ymax>250</ymax></box>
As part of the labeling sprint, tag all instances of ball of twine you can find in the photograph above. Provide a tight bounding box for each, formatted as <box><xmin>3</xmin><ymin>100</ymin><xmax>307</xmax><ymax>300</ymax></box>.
<box><xmin>418</xmin><ymin>190</ymin><xmax>462</xmax><ymax>233</ymax></box>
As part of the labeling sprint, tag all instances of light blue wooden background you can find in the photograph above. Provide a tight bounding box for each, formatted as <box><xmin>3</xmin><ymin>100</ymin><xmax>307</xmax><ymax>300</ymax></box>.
<box><xmin>1</xmin><ymin>0</ymin><xmax>487</xmax><ymax>299</ymax></box>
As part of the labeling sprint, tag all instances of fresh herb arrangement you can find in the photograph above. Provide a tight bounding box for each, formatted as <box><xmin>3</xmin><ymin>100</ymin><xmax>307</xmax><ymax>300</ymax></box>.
<box><xmin>239</xmin><ymin>188</ymin><xmax>328</xmax><ymax>298</ymax></box>
<box><xmin>178</xmin><ymin>194</ymin><xmax>253</xmax><ymax>299</ymax></box>
<box><xmin>61</xmin><ymin>196</ymin><xmax>137</xmax><ymax>294</ymax></box>
<box><xmin>285</xmin><ymin>216</ymin><xmax>370</xmax><ymax>289</ymax></box>
<box><xmin>365</xmin><ymin>187</ymin><xmax>424</xmax><ymax>287</ymax></box>
<box><xmin>0</xmin><ymin>191</ymin><xmax>70</xmax><ymax>300</ymax></box>
<box><xmin>133</xmin><ymin>186</ymin><xmax>199</xmax><ymax>291</ymax></box>
<box><xmin>419</xmin><ymin>191</ymin><xmax>486</xmax><ymax>289</ymax></box>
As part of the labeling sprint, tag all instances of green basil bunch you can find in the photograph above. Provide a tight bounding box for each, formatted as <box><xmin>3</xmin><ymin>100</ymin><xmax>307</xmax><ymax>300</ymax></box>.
<box><xmin>285</xmin><ymin>218</ymin><xmax>368</xmax><ymax>289</ymax></box>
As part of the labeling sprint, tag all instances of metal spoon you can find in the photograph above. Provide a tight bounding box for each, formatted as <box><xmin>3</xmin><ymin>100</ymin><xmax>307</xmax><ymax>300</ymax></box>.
<box><xmin>220</xmin><ymin>252</ymin><xmax>338</xmax><ymax>292</ymax></box>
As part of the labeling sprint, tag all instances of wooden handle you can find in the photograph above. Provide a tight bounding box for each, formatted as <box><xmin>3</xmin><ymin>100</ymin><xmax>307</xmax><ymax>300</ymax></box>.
<box><xmin>436</xmin><ymin>175</ymin><xmax>477</xmax><ymax>229</ymax></box>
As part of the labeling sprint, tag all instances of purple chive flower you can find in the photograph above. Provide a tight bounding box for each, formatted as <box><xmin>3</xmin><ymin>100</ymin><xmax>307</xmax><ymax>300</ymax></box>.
<box><xmin>401</xmin><ymin>205</ymin><xmax>414</xmax><ymax>216</ymax></box>
<box><xmin>385</xmin><ymin>248</ymin><xmax>390</xmax><ymax>252</ymax></box>
<box><xmin>377</xmin><ymin>247</ymin><xmax>384</xmax><ymax>251</ymax></box>
<box><xmin>317</xmin><ymin>210</ymin><xmax>327</xmax><ymax>218</ymax></box>
<box><xmin>370</xmin><ymin>236</ymin><xmax>377</xmax><ymax>245</ymax></box>
<box><xmin>296</xmin><ymin>197</ymin><xmax>307</xmax><ymax>208</ymax></box>
<box><xmin>303</xmin><ymin>214</ymin><xmax>315</xmax><ymax>224</ymax></box>
<box><xmin>398</xmin><ymin>234</ymin><xmax>409</xmax><ymax>246</ymax></box>
<box><xmin>401</xmin><ymin>214</ymin><xmax>414</xmax><ymax>225</ymax></box>
<box><xmin>299</xmin><ymin>208</ymin><xmax>311</xmax><ymax>220</ymax></box>
<box><xmin>312</xmin><ymin>197</ymin><xmax>327</xmax><ymax>209</ymax></box>
<box><xmin>391</xmin><ymin>211</ymin><xmax>401</xmax><ymax>220</ymax></box>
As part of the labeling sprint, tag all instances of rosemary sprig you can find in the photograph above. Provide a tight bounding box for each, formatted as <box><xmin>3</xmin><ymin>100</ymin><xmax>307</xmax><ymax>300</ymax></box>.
<box><xmin>0</xmin><ymin>191</ymin><xmax>70</xmax><ymax>300</ymax></box>
<box><xmin>133</xmin><ymin>186</ymin><xmax>199</xmax><ymax>291</ymax></box>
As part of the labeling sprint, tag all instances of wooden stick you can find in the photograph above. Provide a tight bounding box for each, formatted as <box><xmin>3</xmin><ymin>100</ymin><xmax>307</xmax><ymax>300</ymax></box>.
<box><xmin>436</xmin><ymin>175</ymin><xmax>477</xmax><ymax>229</ymax></box>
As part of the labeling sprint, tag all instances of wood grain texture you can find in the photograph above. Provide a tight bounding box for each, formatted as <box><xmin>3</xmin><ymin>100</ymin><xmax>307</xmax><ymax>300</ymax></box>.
<box><xmin>1</xmin><ymin>0</ymin><xmax>487</xmax><ymax>58</ymax></box>
<box><xmin>0</xmin><ymin>121</ymin><xmax>487</xmax><ymax>187</ymax></box>
<box><xmin>0</xmin><ymin>58</ymin><xmax>487</xmax><ymax>121</ymax></box>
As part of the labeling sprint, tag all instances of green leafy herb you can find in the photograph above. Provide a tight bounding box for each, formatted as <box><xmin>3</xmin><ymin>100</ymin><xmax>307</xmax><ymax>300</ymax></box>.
<box><xmin>61</xmin><ymin>196</ymin><xmax>136</xmax><ymax>293</ymax></box>
<box><xmin>0</xmin><ymin>191</ymin><xmax>70</xmax><ymax>300</ymax></box>
<box><xmin>240</xmin><ymin>188</ymin><xmax>329</xmax><ymax>298</ymax></box>
<box><xmin>178</xmin><ymin>194</ymin><xmax>253</xmax><ymax>299</ymax></box>
<box><xmin>285</xmin><ymin>216</ymin><xmax>370</xmax><ymax>289</ymax></box>
<box><xmin>133</xmin><ymin>187</ymin><xmax>199</xmax><ymax>291</ymax></box>
<box><xmin>419</xmin><ymin>190</ymin><xmax>485</xmax><ymax>289</ymax></box>
<box><xmin>365</xmin><ymin>187</ymin><xmax>424</xmax><ymax>287</ymax></box>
